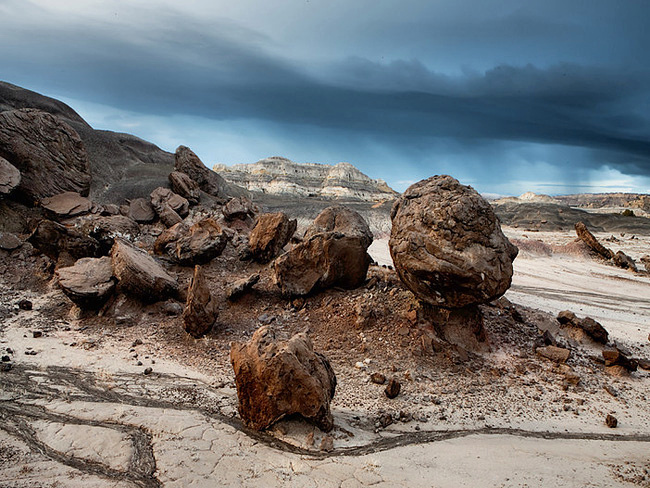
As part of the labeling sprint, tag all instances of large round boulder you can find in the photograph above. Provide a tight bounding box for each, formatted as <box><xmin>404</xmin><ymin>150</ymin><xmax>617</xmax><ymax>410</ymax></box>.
<box><xmin>0</xmin><ymin>109</ymin><xmax>91</xmax><ymax>200</ymax></box>
<box><xmin>389</xmin><ymin>175</ymin><xmax>518</xmax><ymax>308</ymax></box>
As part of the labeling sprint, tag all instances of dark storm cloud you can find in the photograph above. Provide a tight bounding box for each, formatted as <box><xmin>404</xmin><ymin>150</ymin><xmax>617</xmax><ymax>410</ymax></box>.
<box><xmin>2</xmin><ymin>0</ymin><xmax>650</xmax><ymax>187</ymax></box>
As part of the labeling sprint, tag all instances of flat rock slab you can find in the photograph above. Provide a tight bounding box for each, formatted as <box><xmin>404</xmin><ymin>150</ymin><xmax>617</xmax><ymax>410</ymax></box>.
<box><xmin>128</xmin><ymin>198</ymin><xmax>156</xmax><ymax>223</ymax></box>
<box><xmin>111</xmin><ymin>238</ymin><xmax>177</xmax><ymax>302</ymax></box>
<box><xmin>56</xmin><ymin>256</ymin><xmax>116</xmax><ymax>308</ymax></box>
<box><xmin>41</xmin><ymin>191</ymin><xmax>93</xmax><ymax>218</ymax></box>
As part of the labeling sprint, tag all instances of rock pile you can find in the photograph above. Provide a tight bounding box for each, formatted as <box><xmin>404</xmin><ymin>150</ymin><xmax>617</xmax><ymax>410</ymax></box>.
<box><xmin>557</xmin><ymin>310</ymin><xmax>609</xmax><ymax>344</ymax></box>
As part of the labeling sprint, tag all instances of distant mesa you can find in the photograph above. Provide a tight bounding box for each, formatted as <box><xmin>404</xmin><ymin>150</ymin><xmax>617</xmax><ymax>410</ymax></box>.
<box><xmin>214</xmin><ymin>156</ymin><xmax>399</xmax><ymax>202</ymax></box>
<box><xmin>494</xmin><ymin>192</ymin><xmax>559</xmax><ymax>205</ymax></box>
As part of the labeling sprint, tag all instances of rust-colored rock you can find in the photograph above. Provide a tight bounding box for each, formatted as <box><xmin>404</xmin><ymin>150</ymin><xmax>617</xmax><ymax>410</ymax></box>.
<box><xmin>248</xmin><ymin>212</ymin><xmax>297</xmax><ymax>264</ymax></box>
<box><xmin>556</xmin><ymin>310</ymin><xmax>577</xmax><ymax>325</ymax></box>
<box><xmin>273</xmin><ymin>206</ymin><xmax>372</xmax><ymax>296</ymax></box>
<box><xmin>389</xmin><ymin>175</ymin><xmax>518</xmax><ymax>309</ymax></box>
<box><xmin>557</xmin><ymin>310</ymin><xmax>609</xmax><ymax>344</ymax></box>
<box><xmin>0</xmin><ymin>156</ymin><xmax>20</xmax><ymax>196</ymax></box>
<box><xmin>56</xmin><ymin>256</ymin><xmax>116</xmax><ymax>308</ymax></box>
<box><xmin>612</xmin><ymin>251</ymin><xmax>637</xmax><ymax>272</ymax></box>
<box><xmin>111</xmin><ymin>238</ymin><xmax>177</xmax><ymax>303</ymax></box>
<box><xmin>536</xmin><ymin>345</ymin><xmax>570</xmax><ymax>363</ymax></box>
<box><xmin>384</xmin><ymin>378</ymin><xmax>401</xmax><ymax>399</ymax></box>
<box><xmin>182</xmin><ymin>265</ymin><xmax>217</xmax><ymax>338</ymax></box>
<box><xmin>606</xmin><ymin>414</ymin><xmax>618</xmax><ymax>428</ymax></box>
<box><xmin>168</xmin><ymin>171</ymin><xmax>200</xmax><ymax>205</ymax></box>
<box><xmin>574</xmin><ymin>222</ymin><xmax>613</xmax><ymax>260</ymax></box>
<box><xmin>154</xmin><ymin>218</ymin><xmax>229</xmax><ymax>265</ymax></box>
<box><xmin>0</xmin><ymin>109</ymin><xmax>91</xmax><ymax>200</ymax></box>
<box><xmin>230</xmin><ymin>326</ymin><xmax>336</xmax><ymax>432</ymax></box>
<box><xmin>602</xmin><ymin>347</ymin><xmax>637</xmax><ymax>371</ymax></box>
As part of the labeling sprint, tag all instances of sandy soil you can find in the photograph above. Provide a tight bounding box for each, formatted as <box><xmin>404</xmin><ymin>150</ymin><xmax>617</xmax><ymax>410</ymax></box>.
<box><xmin>1</xmin><ymin>228</ymin><xmax>649</xmax><ymax>487</ymax></box>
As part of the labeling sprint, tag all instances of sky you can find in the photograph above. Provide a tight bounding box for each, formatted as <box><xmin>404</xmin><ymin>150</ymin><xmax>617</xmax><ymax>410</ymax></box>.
<box><xmin>2</xmin><ymin>0</ymin><xmax>650</xmax><ymax>195</ymax></box>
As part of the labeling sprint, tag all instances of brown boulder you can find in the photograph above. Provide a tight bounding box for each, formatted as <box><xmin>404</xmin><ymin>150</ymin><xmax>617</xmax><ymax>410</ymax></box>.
<box><xmin>150</xmin><ymin>187</ymin><xmax>189</xmax><ymax>217</ymax></box>
<box><xmin>56</xmin><ymin>256</ymin><xmax>116</xmax><ymax>308</ymax></box>
<box><xmin>72</xmin><ymin>215</ymin><xmax>140</xmax><ymax>254</ymax></box>
<box><xmin>248</xmin><ymin>212</ymin><xmax>297</xmax><ymax>264</ymax></box>
<box><xmin>557</xmin><ymin>310</ymin><xmax>609</xmax><ymax>344</ymax></box>
<box><xmin>230</xmin><ymin>326</ymin><xmax>336</xmax><ymax>432</ymax></box>
<box><xmin>154</xmin><ymin>218</ymin><xmax>229</xmax><ymax>265</ymax></box>
<box><xmin>182</xmin><ymin>265</ymin><xmax>217</xmax><ymax>338</ymax></box>
<box><xmin>28</xmin><ymin>219</ymin><xmax>101</xmax><ymax>262</ymax></box>
<box><xmin>0</xmin><ymin>156</ymin><xmax>20</xmax><ymax>196</ymax></box>
<box><xmin>174</xmin><ymin>146</ymin><xmax>246</xmax><ymax>200</ymax></box>
<box><xmin>169</xmin><ymin>171</ymin><xmax>200</xmax><ymax>205</ymax></box>
<box><xmin>127</xmin><ymin>198</ymin><xmax>156</xmax><ymax>223</ymax></box>
<box><xmin>389</xmin><ymin>175</ymin><xmax>518</xmax><ymax>309</ymax></box>
<box><xmin>536</xmin><ymin>345</ymin><xmax>571</xmax><ymax>363</ymax></box>
<box><xmin>111</xmin><ymin>238</ymin><xmax>177</xmax><ymax>302</ymax></box>
<box><xmin>0</xmin><ymin>232</ymin><xmax>22</xmax><ymax>251</ymax></box>
<box><xmin>304</xmin><ymin>205</ymin><xmax>373</xmax><ymax>248</ymax></box>
<box><xmin>41</xmin><ymin>192</ymin><xmax>93</xmax><ymax>218</ymax></box>
<box><xmin>612</xmin><ymin>251</ymin><xmax>637</xmax><ymax>272</ymax></box>
<box><xmin>602</xmin><ymin>347</ymin><xmax>638</xmax><ymax>371</ymax></box>
<box><xmin>0</xmin><ymin>109</ymin><xmax>91</xmax><ymax>200</ymax></box>
<box><xmin>574</xmin><ymin>222</ymin><xmax>613</xmax><ymax>260</ymax></box>
<box><xmin>222</xmin><ymin>196</ymin><xmax>255</xmax><ymax>221</ymax></box>
<box><xmin>556</xmin><ymin>310</ymin><xmax>577</xmax><ymax>325</ymax></box>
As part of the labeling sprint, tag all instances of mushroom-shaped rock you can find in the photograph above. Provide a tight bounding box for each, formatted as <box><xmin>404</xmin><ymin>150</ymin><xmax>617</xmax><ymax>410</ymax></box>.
<box><xmin>182</xmin><ymin>265</ymin><xmax>217</xmax><ymax>338</ymax></box>
<box><xmin>56</xmin><ymin>256</ymin><xmax>116</xmax><ymax>308</ymax></box>
<box><xmin>273</xmin><ymin>206</ymin><xmax>372</xmax><ymax>296</ymax></box>
<box><xmin>389</xmin><ymin>175</ymin><xmax>518</xmax><ymax>308</ymax></box>
<box><xmin>127</xmin><ymin>198</ymin><xmax>156</xmax><ymax>223</ymax></box>
<box><xmin>111</xmin><ymin>238</ymin><xmax>177</xmax><ymax>302</ymax></box>
<box><xmin>169</xmin><ymin>171</ymin><xmax>200</xmax><ymax>205</ymax></box>
<box><xmin>0</xmin><ymin>156</ymin><xmax>20</xmax><ymax>197</ymax></box>
<box><xmin>0</xmin><ymin>109</ymin><xmax>91</xmax><ymax>200</ymax></box>
<box><xmin>230</xmin><ymin>326</ymin><xmax>336</xmax><ymax>432</ymax></box>
<box><xmin>41</xmin><ymin>192</ymin><xmax>93</xmax><ymax>218</ymax></box>
<box><xmin>248</xmin><ymin>212</ymin><xmax>297</xmax><ymax>264</ymax></box>
<box><xmin>153</xmin><ymin>218</ymin><xmax>229</xmax><ymax>265</ymax></box>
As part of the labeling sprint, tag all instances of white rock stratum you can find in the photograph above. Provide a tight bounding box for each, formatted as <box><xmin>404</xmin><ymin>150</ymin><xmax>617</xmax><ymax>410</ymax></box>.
<box><xmin>213</xmin><ymin>157</ymin><xmax>398</xmax><ymax>202</ymax></box>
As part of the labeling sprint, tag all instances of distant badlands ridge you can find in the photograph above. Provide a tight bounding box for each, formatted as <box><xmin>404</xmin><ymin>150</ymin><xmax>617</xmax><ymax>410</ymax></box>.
<box><xmin>214</xmin><ymin>157</ymin><xmax>399</xmax><ymax>202</ymax></box>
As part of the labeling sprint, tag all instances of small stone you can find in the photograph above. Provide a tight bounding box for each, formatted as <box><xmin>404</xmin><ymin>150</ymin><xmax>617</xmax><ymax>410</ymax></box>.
<box><xmin>137</xmin><ymin>361</ymin><xmax>143</xmax><ymax>366</ymax></box>
<box><xmin>143</xmin><ymin>367</ymin><xmax>153</xmax><ymax>375</ymax></box>
<box><xmin>1</xmin><ymin>355</ymin><xmax>10</xmax><ymax>362</ymax></box>
<box><xmin>556</xmin><ymin>310</ymin><xmax>577</xmax><ymax>325</ymax></box>
<box><xmin>258</xmin><ymin>313</ymin><xmax>275</xmax><ymax>325</ymax></box>
<box><xmin>18</xmin><ymin>300</ymin><xmax>32</xmax><ymax>310</ymax></box>
<box><xmin>385</xmin><ymin>378</ymin><xmax>401</xmax><ymax>399</ymax></box>
<box><xmin>0</xmin><ymin>363</ymin><xmax>12</xmax><ymax>372</ymax></box>
<box><xmin>32</xmin><ymin>331</ymin><xmax>42</xmax><ymax>338</ymax></box>
<box><xmin>605</xmin><ymin>414</ymin><xmax>618</xmax><ymax>428</ymax></box>
<box><xmin>370</xmin><ymin>372</ymin><xmax>386</xmax><ymax>384</ymax></box>
<box><xmin>305</xmin><ymin>432</ymin><xmax>315</xmax><ymax>447</ymax></box>
<box><xmin>319</xmin><ymin>435</ymin><xmax>334</xmax><ymax>452</ymax></box>
<box><xmin>378</xmin><ymin>413</ymin><xmax>393</xmax><ymax>428</ymax></box>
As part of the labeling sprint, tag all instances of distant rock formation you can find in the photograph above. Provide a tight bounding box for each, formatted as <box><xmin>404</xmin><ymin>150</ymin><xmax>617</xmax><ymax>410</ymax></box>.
<box><xmin>494</xmin><ymin>192</ymin><xmax>559</xmax><ymax>205</ymax></box>
<box><xmin>214</xmin><ymin>156</ymin><xmax>398</xmax><ymax>202</ymax></box>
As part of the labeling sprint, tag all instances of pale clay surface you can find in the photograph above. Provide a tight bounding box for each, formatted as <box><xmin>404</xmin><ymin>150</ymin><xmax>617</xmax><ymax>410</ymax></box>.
<box><xmin>1</xmin><ymin>228</ymin><xmax>649</xmax><ymax>487</ymax></box>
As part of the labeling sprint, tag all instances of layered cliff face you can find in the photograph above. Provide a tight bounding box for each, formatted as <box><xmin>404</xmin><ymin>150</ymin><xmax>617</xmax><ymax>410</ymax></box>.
<box><xmin>213</xmin><ymin>157</ymin><xmax>398</xmax><ymax>202</ymax></box>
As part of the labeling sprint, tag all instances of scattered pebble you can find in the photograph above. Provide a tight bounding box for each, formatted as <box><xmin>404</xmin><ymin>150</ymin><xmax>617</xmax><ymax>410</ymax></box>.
<box><xmin>32</xmin><ymin>331</ymin><xmax>42</xmax><ymax>338</ymax></box>
<box><xmin>143</xmin><ymin>367</ymin><xmax>153</xmax><ymax>375</ymax></box>
<box><xmin>18</xmin><ymin>299</ymin><xmax>33</xmax><ymax>310</ymax></box>
<box><xmin>606</xmin><ymin>414</ymin><xmax>618</xmax><ymax>428</ymax></box>
<box><xmin>385</xmin><ymin>378</ymin><xmax>401</xmax><ymax>399</ymax></box>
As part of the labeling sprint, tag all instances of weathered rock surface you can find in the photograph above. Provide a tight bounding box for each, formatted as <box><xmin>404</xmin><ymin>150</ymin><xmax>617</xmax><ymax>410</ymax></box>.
<box><xmin>56</xmin><ymin>256</ymin><xmax>116</xmax><ymax>308</ymax></box>
<box><xmin>28</xmin><ymin>219</ymin><xmax>101</xmax><ymax>262</ymax></box>
<box><xmin>41</xmin><ymin>192</ymin><xmax>93</xmax><ymax>218</ymax></box>
<box><xmin>227</xmin><ymin>274</ymin><xmax>260</xmax><ymax>301</ymax></box>
<box><xmin>273</xmin><ymin>207</ymin><xmax>372</xmax><ymax>296</ymax></box>
<box><xmin>575</xmin><ymin>222</ymin><xmax>613</xmax><ymax>260</ymax></box>
<box><xmin>602</xmin><ymin>347</ymin><xmax>638</xmax><ymax>371</ymax></box>
<box><xmin>150</xmin><ymin>187</ymin><xmax>189</xmax><ymax>217</ymax></box>
<box><xmin>612</xmin><ymin>251</ymin><xmax>637</xmax><ymax>272</ymax></box>
<box><xmin>389</xmin><ymin>175</ymin><xmax>518</xmax><ymax>308</ymax></box>
<box><xmin>0</xmin><ymin>231</ymin><xmax>22</xmax><ymax>250</ymax></box>
<box><xmin>0</xmin><ymin>109</ymin><xmax>91</xmax><ymax>200</ymax></box>
<box><xmin>154</xmin><ymin>218</ymin><xmax>229</xmax><ymax>265</ymax></box>
<box><xmin>72</xmin><ymin>215</ymin><xmax>140</xmax><ymax>254</ymax></box>
<box><xmin>111</xmin><ymin>238</ymin><xmax>177</xmax><ymax>302</ymax></box>
<box><xmin>556</xmin><ymin>310</ymin><xmax>609</xmax><ymax>344</ymax></box>
<box><xmin>175</xmin><ymin>146</ymin><xmax>247</xmax><ymax>200</ymax></box>
<box><xmin>214</xmin><ymin>157</ymin><xmax>399</xmax><ymax>202</ymax></box>
<box><xmin>182</xmin><ymin>265</ymin><xmax>217</xmax><ymax>338</ymax></box>
<box><xmin>248</xmin><ymin>212</ymin><xmax>297</xmax><ymax>264</ymax></box>
<box><xmin>0</xmin><ymin>156</ymin><xmax>20</xmax><ymax>196</ymax></box>
<box><xmin>127</xmin><ymin>198</ymin><xmax>156</xmax><ymax>223</ymax></box>
<box><xmin>222</xmin><ymin>196</ymin><xmax>255</xmax><ymax>221</ymax></box>
<box><xmin>168</xmin><ymin>171</ymin><xmax>200</xmax><ymax>205</ymax></box>
<box><xmin>230</xmin><ymin>326</ymin><xmax>336</xmax><ymax>432</ymax></box>
<box><xmin>536</xmin><ymin>345</ymin><xmax>570</xmax><ymax>363</ymax></box>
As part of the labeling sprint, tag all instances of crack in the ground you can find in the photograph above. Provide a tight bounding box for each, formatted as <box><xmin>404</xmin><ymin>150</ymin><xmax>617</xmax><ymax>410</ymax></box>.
<box><xmin>1</xmin><ymin>362</ymin><xmax>649</xmax><ymax>474</ymax></box>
